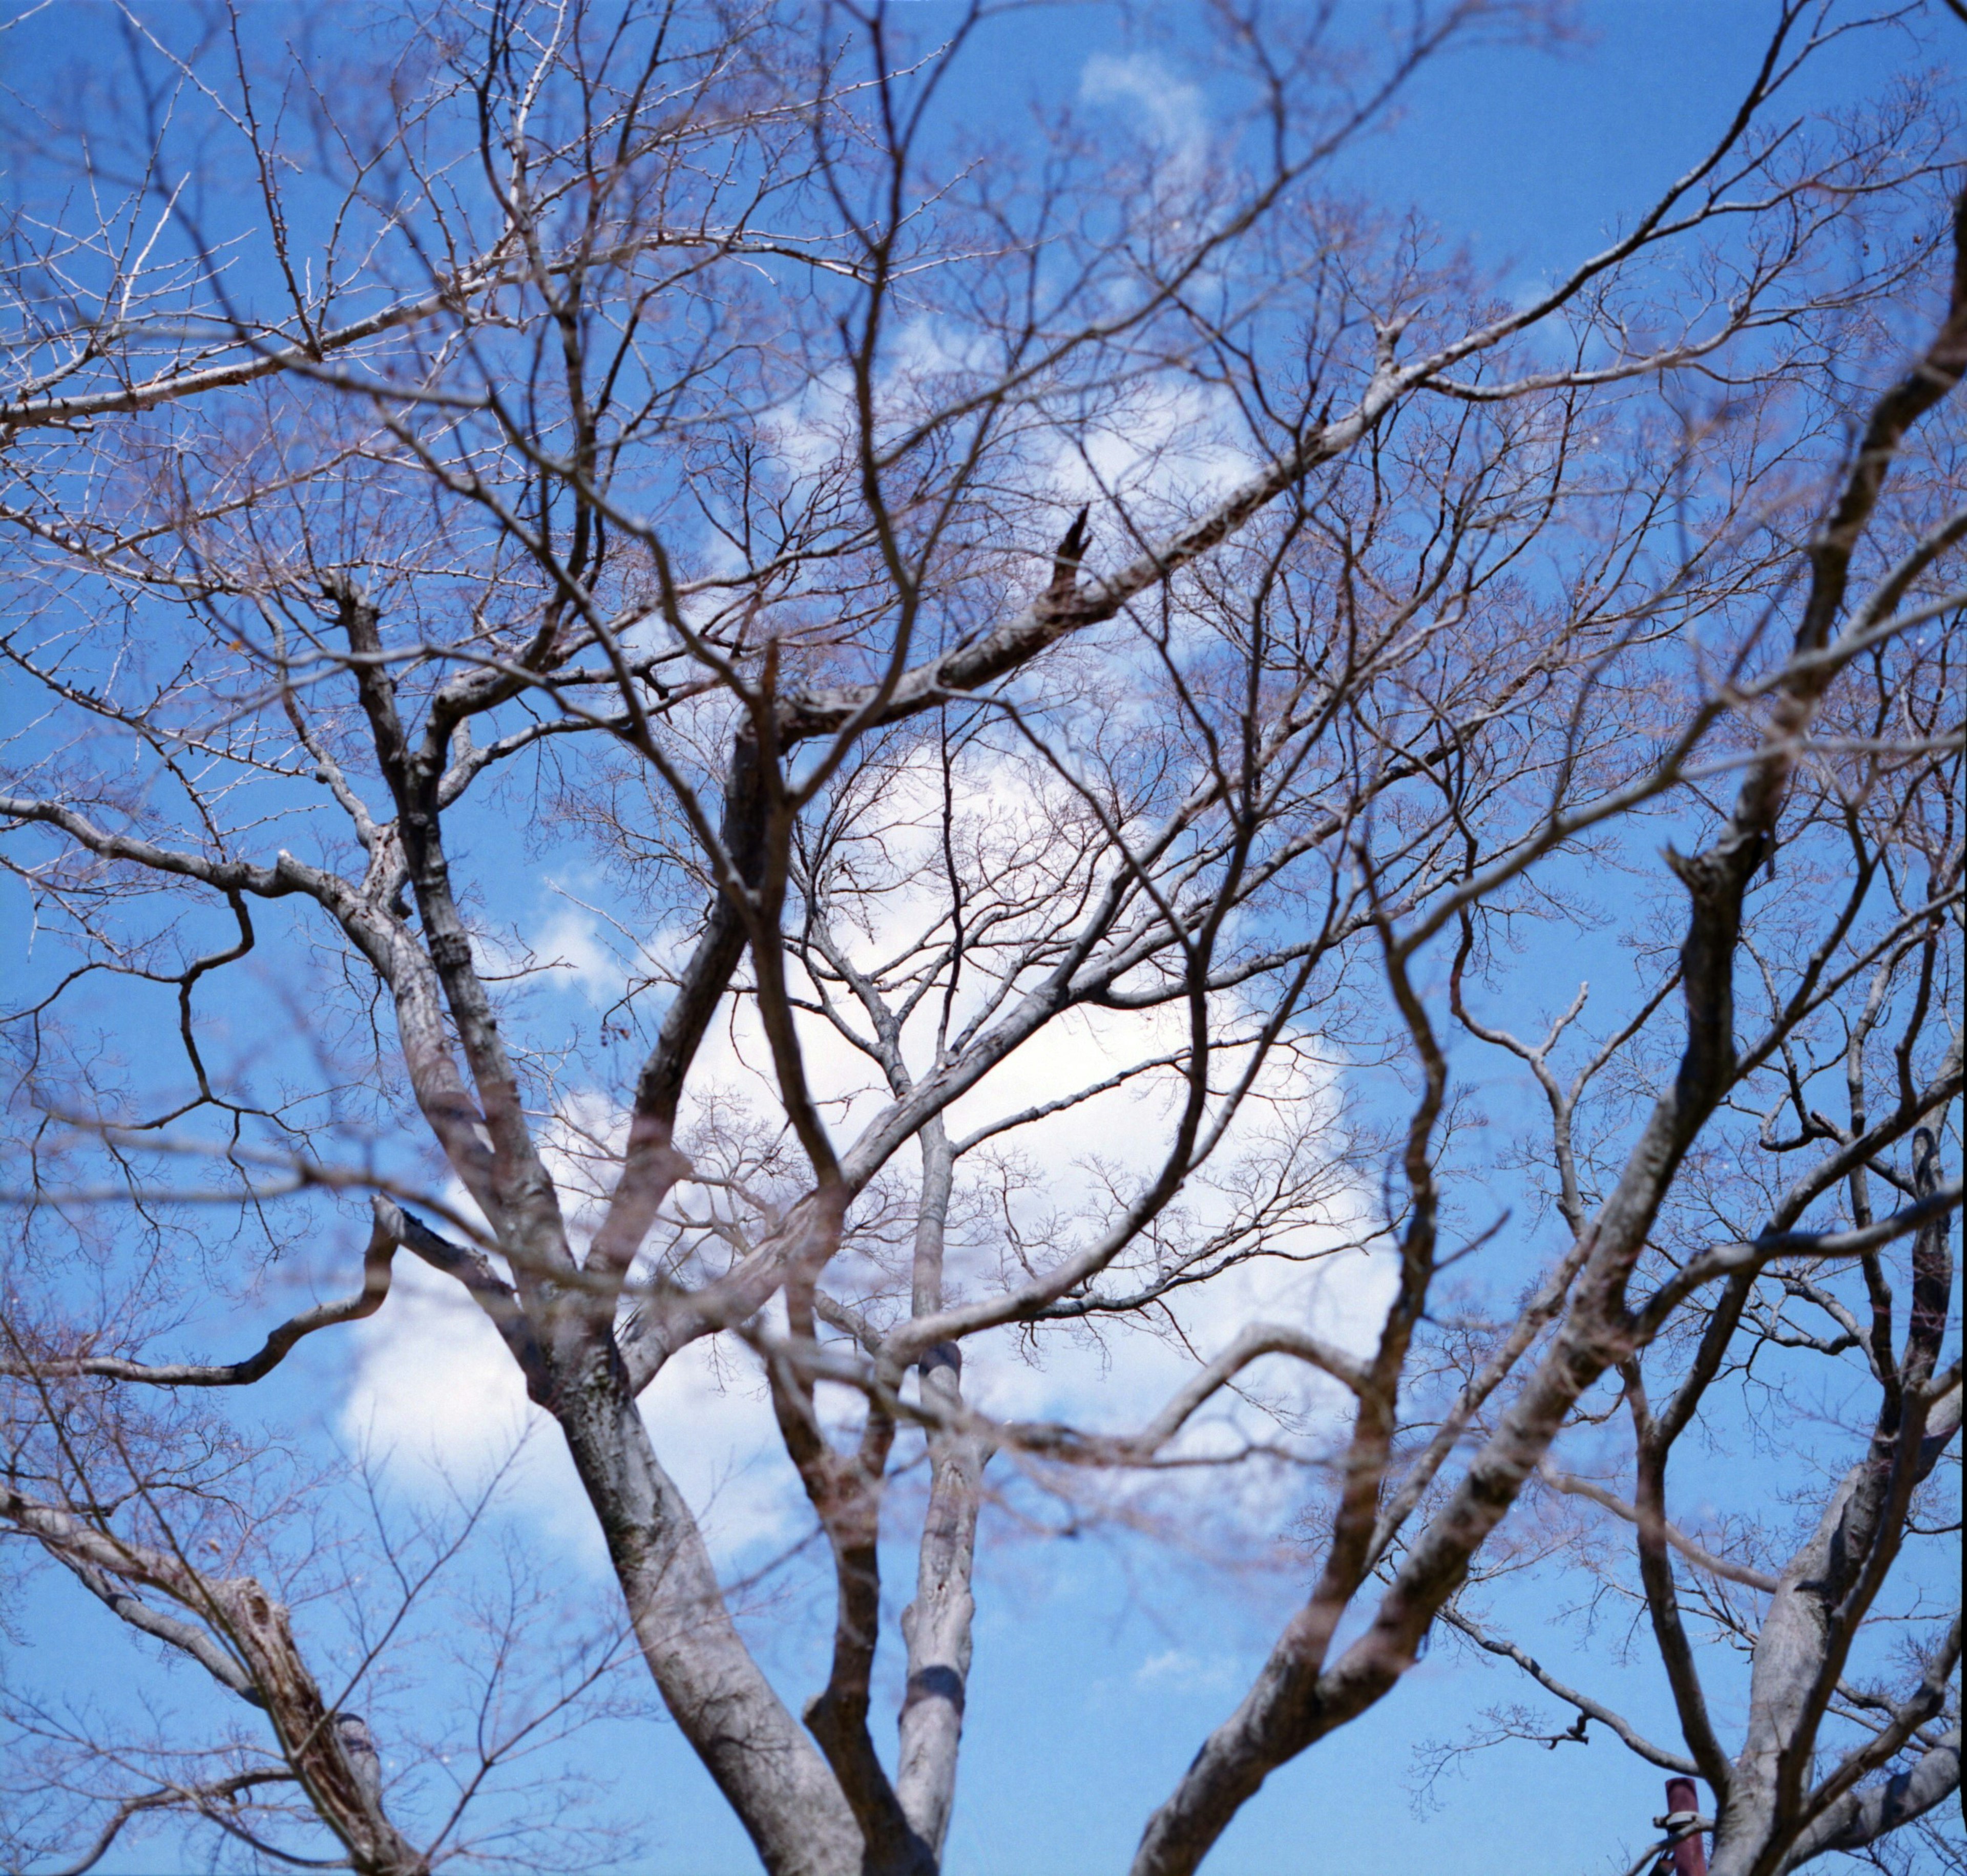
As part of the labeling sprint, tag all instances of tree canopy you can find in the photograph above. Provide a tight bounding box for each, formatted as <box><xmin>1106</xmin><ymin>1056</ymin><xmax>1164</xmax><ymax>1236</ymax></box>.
<box><xmin>0</xmin><ymin>5</ymin><xmax>1960</xmax><ymax>1874</ymax></box>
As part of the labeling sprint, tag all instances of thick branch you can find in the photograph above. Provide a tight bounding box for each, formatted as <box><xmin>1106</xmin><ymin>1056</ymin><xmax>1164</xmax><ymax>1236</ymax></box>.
<box><xmin>10</xmin><ymin>1202</ymin><xmax>399</xmax><ymax>1387</ymax></box>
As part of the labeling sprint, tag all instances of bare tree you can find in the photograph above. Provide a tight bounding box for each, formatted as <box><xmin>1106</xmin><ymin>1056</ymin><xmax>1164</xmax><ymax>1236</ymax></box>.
<box><xmin>0</xmin><ymin>3</ymin><xmax>1959</xmax><ymax>1873</ymax></box>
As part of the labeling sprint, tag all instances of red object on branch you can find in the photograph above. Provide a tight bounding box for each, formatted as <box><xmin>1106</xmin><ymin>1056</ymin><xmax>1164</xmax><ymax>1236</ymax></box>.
<box><xmin>1666</xmin><ymin>1778</ymin><xmax>1709</xmax><ymax>1876</ymax></box>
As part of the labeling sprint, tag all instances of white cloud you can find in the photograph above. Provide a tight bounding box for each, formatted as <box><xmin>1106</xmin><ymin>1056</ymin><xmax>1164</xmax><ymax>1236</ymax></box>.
<box><xmin>529</xmin><ymin>898</ymin><xmax>625</xmax><ymax>1006</ymax></box>
<box><xmin>342</xmin><ymin>1258</ymin><xmax>812</xmax><ymax>1570</ymax></box>
<box><xmin>636</xmin><ymin>747</ymin><xmax>1393</xmax><ymax>1528</ymax></box>
<box><xmin>350</xmin><ymin>747</ymin><xmax>1390</xmax><ymax>1569</ymax></box>
<box><xmin>1053</xmin><ymin>376</ymin><xmax>1257</xmax><ymax>541</ymax></box>
<box><xmin>1133</xmin><ymin>1647</ymin><xmax>1235</xmax><ymax>1693</ymax></box>
<box><xmin>1080</xmin><ymin>51</ymin><xmax>1207</xmax><ymax>178</ymax></box>
<box><xmin>341</xmin><ymin>1255</ymin><xmax>604</xmax><ymax>1568</ymax></box>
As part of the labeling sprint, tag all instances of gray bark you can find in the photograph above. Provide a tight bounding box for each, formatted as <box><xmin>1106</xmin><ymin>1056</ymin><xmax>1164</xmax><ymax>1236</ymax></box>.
<box><xmin>555</xmin><ymin>1365</ymin><xmax>863</xmax><ymax>1876</ymax></box>
<box><xmin>0</xmin><ymin>1486</ymin><xmax>427</xmax><ymax>1876</ymax></box>
<box><xmin>895</xmin><ymin>1343</ymin><xmax>987</xmax><ymax>1860</ymax></box>
<box><xmin>1780</xmin><ymin>1730</ymin><xmax>1960</xmax><ymax>1868</ymax></box>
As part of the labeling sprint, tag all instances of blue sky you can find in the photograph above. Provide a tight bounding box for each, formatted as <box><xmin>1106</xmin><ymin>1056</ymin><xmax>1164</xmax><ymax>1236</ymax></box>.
<box><xmin>2</xmin><ymin>3</ymin><xmax>1959</xmax><ymax>1873</ymax></box>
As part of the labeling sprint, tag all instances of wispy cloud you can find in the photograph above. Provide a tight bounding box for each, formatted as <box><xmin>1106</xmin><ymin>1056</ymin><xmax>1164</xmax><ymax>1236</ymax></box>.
<box><xmin>1080</xmin><ymin>51</ymin><xmax>1208</xmax><ymax>178</ymax></box>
